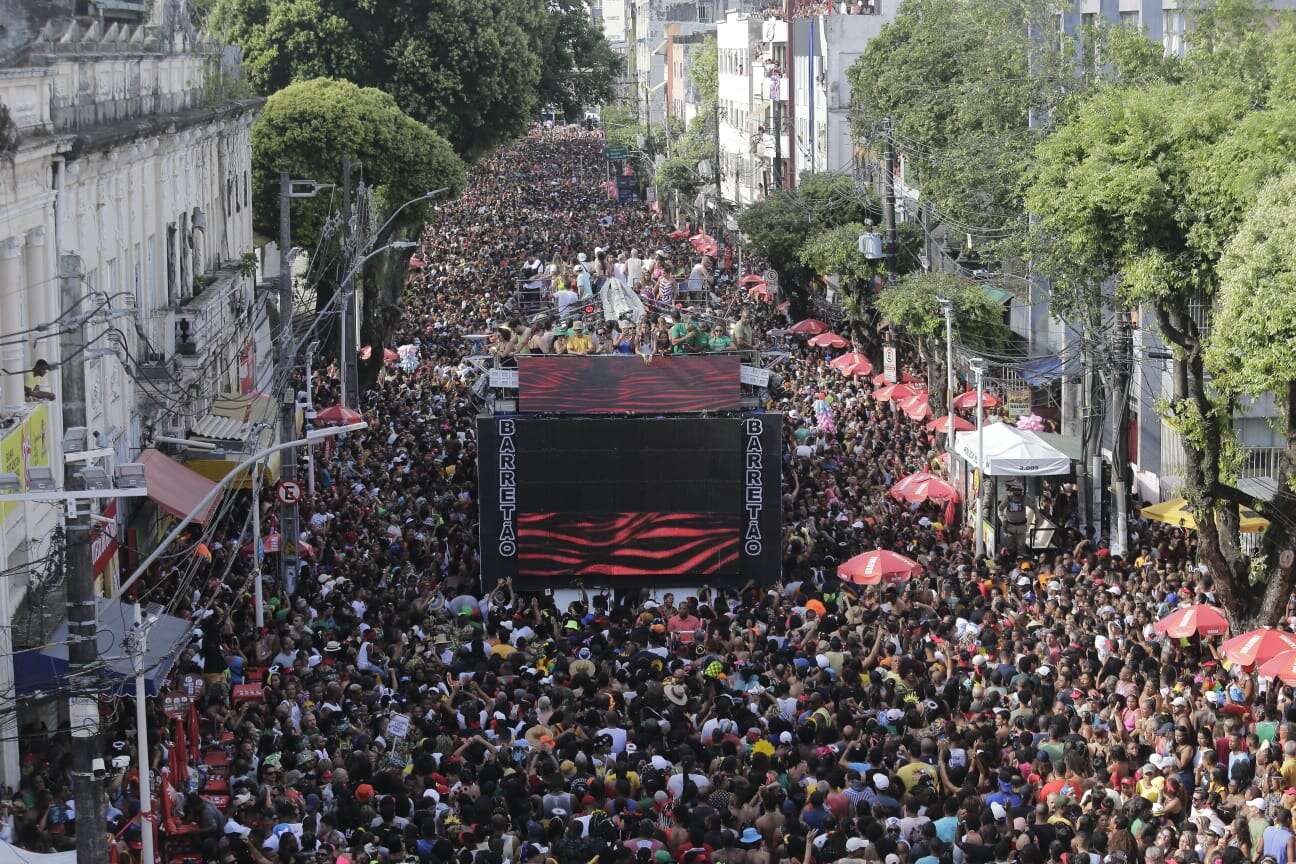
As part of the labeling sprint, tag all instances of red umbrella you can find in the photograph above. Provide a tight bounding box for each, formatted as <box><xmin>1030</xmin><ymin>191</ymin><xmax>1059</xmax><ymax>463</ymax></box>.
<box><xmin>359</xmin><ymin>345</ymin><xmax>373</xmax><ymax>360</ymax></box>
<box><xmin>316</xmin><ymin>404</ymin><xmax>363</xmax><ymax>426</ymax></box>
<box><xmin>739</xmin><ymin>274</ymin><xmax>767</xmax><ymax>287</ymax></box>
<box><xmin>749</xmin><ymin>284</ymin><xmax>774</xmax><ymax>302</ymax></box>
<box><xmin>926</xmin><ymin>414</ymin><xmax>975</xmax><ymax>433</ymax></box>
<box><xmin>889</xmin><ymin>471</ymin><xmax>959</xmax><ymax>505</ymax></box>
<box><xmin>383</xmin><ymin>347</ymin><xmax>399</xmax><ymax>363</ymax></box>
<box><xmin>840</xmin><ymin>359</ymin><xmax>875</xmax><ymax>377</ymax></box>
<box><xmin>1259</xmin><ymin>649</ymin><xmax>1296</xmax><ymax>685</ymax></box>
<box><xmin>901</xmin><ymin>392</ymin><xmax>932</xmax><ymax>421</ymax></box>
<box><xmin>829</xmin><ymin>352</ymin><xmax>869</xmax><ymax>371</ymax></box>
<box><xmin>789</xmin><ymin>319</ymin><xmax>829</xmax><ymax>336</ymax></box>
<box><xmin>874</xmin><ymin>383</ymin><xmax>918</xmax><ymax>403</ymax></box>
<box><xmin>839</xmin><ymin>550</ymin><xmax>922</xmax><ymax>586</ymax></box>
<box><xmin>952</xmin><ymin>389</ymin><xmax>1002</xmax><ymax>410</ymax></box>
<box><xmin>808</xmin><ymin>332</ymin><xmax>848</xmax><ymax>349</ymax></box>
<box><xmin>1220</xmin><ymin>628</ymin><xmax>1296</xmax><ymax>667</ymax></box>
<box><xmin>668</xmin><ymin>228</ymin><xmax>689</xmax><ymax>240</ymax></box>
<box><xmin>1154</xmin><ymin>605</ymin><xmax>1229</xmax><ymax>639</ymax></box>
<box><xmin>689</xmin><ymin>233</ymin><xmax>719</xmax><ymax>256</ymax></box>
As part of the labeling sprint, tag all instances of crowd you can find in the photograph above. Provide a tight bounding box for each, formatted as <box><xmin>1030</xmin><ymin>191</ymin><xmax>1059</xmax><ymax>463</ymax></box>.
<box><xmin>7</xmin><ymin>126</ymin><xmax>1295</xmax><ymax>864</ymax></box>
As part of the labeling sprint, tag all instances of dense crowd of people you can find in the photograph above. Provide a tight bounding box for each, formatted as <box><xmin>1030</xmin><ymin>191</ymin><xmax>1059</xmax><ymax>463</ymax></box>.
<box><xmin>8</xmin><ymin>126</ymin><xmax>1293</xmax><ymax>864</ymax></box>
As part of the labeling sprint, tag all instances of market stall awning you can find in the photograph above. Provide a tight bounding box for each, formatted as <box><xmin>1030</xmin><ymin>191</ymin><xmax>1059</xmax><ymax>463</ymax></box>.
<box><xmin>138</xmin><ymin>448</ymin><xmax>221</xmax><ymax>524</ymax></box>
<box><xmin>954</xmin><ymin>421</ymin><xmax>1071</xmax><ymax>476</ymax></box>
<box><xmin>984</xmin><ymin>285</ymin><xmax>1014</xmax><ymax>305</ymax></box>
<box><xmin>13</xmin><ymin>600</ymin><xmax>193</xmax><ymax>697</ymax></box>
<box><xmin>184</xmin><ymin>403</ymin><xmax>279</xmax><ymax>490</ymax></box>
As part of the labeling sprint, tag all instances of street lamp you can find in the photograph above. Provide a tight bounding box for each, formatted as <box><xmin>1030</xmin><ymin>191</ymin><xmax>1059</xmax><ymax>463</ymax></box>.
<box><xmin>111</xmin><ymin>422</ymin><xmax>368</xmax><ymax>604</ymax></box>
<box><xmin>969</xmin><ymin>356</ymin><xmax>987</xmax><ymax>558</ymax></box>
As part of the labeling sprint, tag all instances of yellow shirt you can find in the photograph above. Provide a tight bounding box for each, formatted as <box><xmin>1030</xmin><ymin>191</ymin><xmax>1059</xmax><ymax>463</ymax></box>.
<box><xmin>896</xmin><ymin>761</ymin><xmax>938</xmax><ymax>792</ymax></box>
<box><xmin>1136</xmin><ymin>775</ymin><xmax>1164</xmax><ymax>803</ymax></box>
<box><xmin>566</xmin><ymin>334</ymin><xmax>594</xmax><ymax>354</ymax></box>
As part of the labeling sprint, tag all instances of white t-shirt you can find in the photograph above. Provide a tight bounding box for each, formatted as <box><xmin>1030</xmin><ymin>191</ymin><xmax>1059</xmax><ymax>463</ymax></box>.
<box><xmin>627</xmin><ymin>257</ymin><xmax>644</xmax><ymax>284</ymax></box>
<box><xmin>555</xmin><ymin>289</ymin><xmax>579</xmax><ymax>313</ymax></box>
<box><xmin>598</xmin><ymin>726</ymin><xmax>628</xmax><ymax>754</ymax></box>
<box><xmin>666</xmin><ymin>772</ymin><xmax>712</xmax><ymax>798</ymax></box>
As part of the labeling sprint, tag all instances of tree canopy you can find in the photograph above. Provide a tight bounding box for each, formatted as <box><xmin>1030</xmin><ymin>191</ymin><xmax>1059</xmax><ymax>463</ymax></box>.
<box><xmin>1206</xmin><ymin>166</ymin><xmax>1296</xmax><ymax>401</ymax></box>
<box><xmin>1024</xmin><ymin>2</ymin><xmax>1296</xmax><ymax>626</ymax></box>
<box><xmin>251</xmin><ymin>78</ymin><xmax>466</xmax><ymax>253</ymax></box>
<box><xmin>845</xmin><ymin>0</ymin><xmax>1069</xmax><ymax>235</ymax></box>
<box><xmin>209</xmin><ymin>0</ymin><xmax>614</xmax><ymax>157</ymax></box>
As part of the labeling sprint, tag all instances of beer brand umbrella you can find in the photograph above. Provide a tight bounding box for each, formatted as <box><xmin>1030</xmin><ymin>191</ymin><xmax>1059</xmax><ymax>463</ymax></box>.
<box><xmin>788</xmin><ymin>319</ymin><xmax>829</xmax><ymax>336</ymax></box>
<box><xmin>807</xmin><ymin>332</ymin><xmax>849</xmax><ymax>349</ymax></box>
<box><xmin>926</xmin><ymin>415</ymin><xmax>974</xmax><ymax>433</ymax></box>
<box><xmin>1154</xmin><ymin>605</ymin><xmax>1229</xmax><ymax>639</ymax></box>
<box><xmin>838</xmin><ymin>550</ymin><xmax>922</xmax><ymax>585</ymax></box>
<box><xmin>889</xmin><ymin>471</ymin><xmax>959</xmax><ymax>505</ymax></box>
<box><xmin>952</xmin><ymin>389</ymin><xmax>1001</xmax><ymax>410</ymax></box>
<box><xmin>1220</xmin><ymin>628</ymin><xmax>1296</xmax><ymax>667</ymax></box>
<box><xmin>316</xmin><ymin>405</ymin><xmax>363</xmax><ymax>426</ymax></box>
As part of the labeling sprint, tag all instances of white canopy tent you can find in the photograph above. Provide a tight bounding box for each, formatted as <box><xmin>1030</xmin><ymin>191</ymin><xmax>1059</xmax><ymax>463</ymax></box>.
<box><xmin>954</xmin><ymin>422</ymin><xmax>1071</xmax><ymax>477</ymax></box>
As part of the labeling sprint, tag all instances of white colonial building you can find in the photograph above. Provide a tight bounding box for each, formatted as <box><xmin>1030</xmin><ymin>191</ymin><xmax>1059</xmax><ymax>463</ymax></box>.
<box><xmin>0</xmin><ymin>0</ymin><xmax>265</xmax><ymax>786</ymax></box>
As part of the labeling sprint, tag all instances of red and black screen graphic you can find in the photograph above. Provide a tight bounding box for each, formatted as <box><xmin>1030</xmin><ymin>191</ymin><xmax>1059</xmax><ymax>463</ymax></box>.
<box><xmin>477</xmin><ymin>415</ymin><xmax>782</xmax><ymax>588</ymax></box>
<box><xmin>516</xmin><ymin>512</ymin><xmax>740</xmax><ymax>577</ymax></box>
<box><xmin>517</xmin><ymin>354</ymin><xmax>741</xmax><ymax>414</ymax></box>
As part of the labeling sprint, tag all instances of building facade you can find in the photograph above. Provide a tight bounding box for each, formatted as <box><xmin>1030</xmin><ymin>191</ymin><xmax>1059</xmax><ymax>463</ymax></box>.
<box><xmin>0</xmin><ymin>0</ymin><xmax>264</xmax><ymax>786</ymax></box>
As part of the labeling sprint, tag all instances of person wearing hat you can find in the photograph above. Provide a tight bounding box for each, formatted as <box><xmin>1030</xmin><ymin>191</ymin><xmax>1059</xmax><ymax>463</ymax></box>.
<box><xmin>566</xmin><ymin>320</ymin><xmax>593</xmax><ymax>355</ymax></box>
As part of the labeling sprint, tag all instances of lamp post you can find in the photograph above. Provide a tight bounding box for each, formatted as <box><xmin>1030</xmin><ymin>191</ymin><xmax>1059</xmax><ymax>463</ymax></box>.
<box><xmin>938</xmin><ymin>296</ymin><xmax>955</xmax><ymax>451</ymax></box>
<box><xmin>111</xmin><ymin>423</ymin><xmax>368</xmax><ymax>603</ymax></box>
<box><xmin>970</xmin><ymin>357</ymin><xmax>987</xmax><ymax>558</ymax></box>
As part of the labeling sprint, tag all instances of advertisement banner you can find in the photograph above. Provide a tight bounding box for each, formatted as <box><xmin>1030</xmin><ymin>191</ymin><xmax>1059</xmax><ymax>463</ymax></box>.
<box><xmin>92</xmin><ymin>499</ymin><xmax>120</xmax><ymax>584</ymax></box>
<box><xmin>24</xmin><ymin>404</ymin><xmax>49</xmax><ymax>475</ymax></box>
<box><xmin>0</xmin><ymin>425</ymin><xmax>20</xmax><ymax>521</ymax></box>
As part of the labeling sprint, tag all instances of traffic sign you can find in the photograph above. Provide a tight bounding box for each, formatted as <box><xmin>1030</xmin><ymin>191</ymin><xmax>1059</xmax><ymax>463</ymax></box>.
<box><xmin>603</xmin><ymin>146</ymin><xmax>629</xmax><ymax>161</ymax></box>
<box><xmin>276</xmin><ymin>481</ymin><xmax>302</xmax><ymax>505</ymax></box>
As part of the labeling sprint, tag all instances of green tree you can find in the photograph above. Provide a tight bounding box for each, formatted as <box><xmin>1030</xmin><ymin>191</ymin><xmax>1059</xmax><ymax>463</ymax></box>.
<box><xmin>1025</xmin><ymin>11</ymin><xmax>1296</xmax><ymax>626</ymax></box>
<box><xmin>875</xmin><ymin>273</ymin><xmax>1009</xmax><ymax>412</ymax></box>
<box><xmin>798</xmin><ymin>224</ymin><xmax>876</xmax><ymax>289</ymax></box>
<box><xmin>530</xmin><ymin>0</ymin><xmax>621</xmax><ymax>120</ymax></box>
<box><xmin>846</xmin><ymin>0</ymin><xmax>1069</xmax><ymax>236</ymax></box>
<box><xmin>209</xmin><ymin>0</ymin><xmax>546</xmax><ymax>157</ymax></box>
<box><xmin>690</xmin><ymin>35</ymin><xmax>719</xmax><ymax>106</ymax></box>
<box><xmin>251</xmin><ymin>78</ymin><xmax>466</xmax><ymax>378</ymax></box>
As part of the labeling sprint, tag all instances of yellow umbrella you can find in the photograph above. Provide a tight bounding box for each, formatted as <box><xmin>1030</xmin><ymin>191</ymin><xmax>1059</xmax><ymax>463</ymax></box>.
<box><xmin>1141</xmin><ymin>498</ymin><xmax>1269</xmax><ymax>533</ymax></box>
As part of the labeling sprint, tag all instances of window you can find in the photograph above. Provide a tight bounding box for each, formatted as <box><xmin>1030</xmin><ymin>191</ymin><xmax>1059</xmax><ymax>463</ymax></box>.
<box><xmin>1163</xmin><ymin>9</ymin><xmax>1185</xmax><ymax>56</ymax></box>
<box><xmin>1119</xmin><ymin>10</ymin><xmax>1139</xmax><ymax>29</ymax></box>
<box><xmin>166</xmin><ymin>223</ymin><xmax>177</xmax><ymax>304</ymax></box>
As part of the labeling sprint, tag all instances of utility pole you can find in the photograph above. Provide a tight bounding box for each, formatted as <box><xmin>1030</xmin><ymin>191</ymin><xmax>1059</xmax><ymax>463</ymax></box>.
<box><xmin>340</xmin><ymin>158</ymin><xmax>359</xmax><ymax>410</ymax></box>
<box><xmin>1108</xmin><ymin>313</ymin><xmax>1133</xmax><ymax>557</ymax></box>
<box><xmin>1077</xmin><ymin>320</ymin><xmax>1095</xmax><ymax>539</ymax></box>
<box><xmin>772</xmin><ymin>96</ymin><xmax>783</xmax><ymax>192</ymax></box>
<box><xmin>882</xmin><ymin>119</ymin><xmax>897</xmax><ymax>285</ymax></box>
<box><xmin>278</xmin><ymin>172</ymin><xmax>300</xmax><ymax>596</ymax></box>
<box><xmin>129</xmin><ymin>603</ymin><xmax>155</xmax><ymax>864</ymax></box>
<box><xmin>970</xmin><ymin>356</ymin><xmax>987</xmax><ymax>559</ymax></box>
<box><xmin>714</xmin><ymin>101</ymin><xmax>723</xmax><ymax>214</ymax></box>
<box><xmin>60</xmin><ymin>253</ymin><xmax>108</xmax><ymax>864</ymax></box>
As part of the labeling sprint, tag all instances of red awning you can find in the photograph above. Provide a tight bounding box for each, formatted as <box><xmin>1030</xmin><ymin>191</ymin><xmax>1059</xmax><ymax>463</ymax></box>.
<box><xmin>138</xmin><ymin>448</ymin><xmax>222</xmax><ymax>525</ymax></box>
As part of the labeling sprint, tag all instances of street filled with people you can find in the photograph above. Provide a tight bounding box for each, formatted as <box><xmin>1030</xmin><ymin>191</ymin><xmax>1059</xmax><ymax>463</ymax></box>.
<box><xmin>11</xmin><ymin>126</ymin><xmax>1294</xmax><ymax>864</ymax></box>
